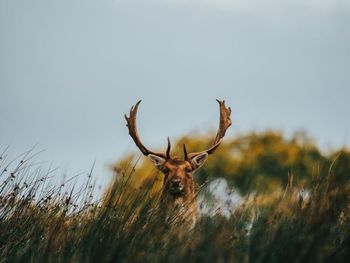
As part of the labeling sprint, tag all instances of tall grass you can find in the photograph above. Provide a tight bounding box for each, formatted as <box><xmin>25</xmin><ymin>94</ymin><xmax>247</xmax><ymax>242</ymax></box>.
<box><xmin>0</xmin><ymin>148</ymin><xmax>349</xmax><ymax>262</ymax></box>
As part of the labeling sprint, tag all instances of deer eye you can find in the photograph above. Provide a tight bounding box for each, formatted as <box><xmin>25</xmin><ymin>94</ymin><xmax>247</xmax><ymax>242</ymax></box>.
<box><xmin>185</xmin><ymin>167</ymin><xmax>192</xmax><ymax>174</ymax></box>
<box><xmin>162</xmin><ymin>167</ymin><xmax>170</xmax><ymax>174</ymax></box>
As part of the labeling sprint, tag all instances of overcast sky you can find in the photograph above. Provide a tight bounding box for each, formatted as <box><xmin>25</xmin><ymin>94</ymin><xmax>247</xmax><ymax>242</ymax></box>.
<box><xmin>1</xmin><ymin>0</ymin><xmax>349</xmax><ymax>185</ymax></box>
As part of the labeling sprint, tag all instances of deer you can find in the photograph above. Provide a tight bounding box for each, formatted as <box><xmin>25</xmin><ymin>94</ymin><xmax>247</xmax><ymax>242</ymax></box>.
<box><xmin>124</xmin><ymin>99</ymin><xmax>232</xmax><ymax>230</ymax></box>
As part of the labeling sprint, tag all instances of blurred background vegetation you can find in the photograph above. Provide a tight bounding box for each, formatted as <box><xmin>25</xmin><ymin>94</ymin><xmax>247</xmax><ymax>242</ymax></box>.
<box><xmin>113</xmin><ymin>130</ymin><xmax>350</xmax><ymax>196</ymax></box>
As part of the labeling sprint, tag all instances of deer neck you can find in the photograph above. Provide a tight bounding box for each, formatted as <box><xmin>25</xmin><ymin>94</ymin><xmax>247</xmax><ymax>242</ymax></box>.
<box><xmin>160</xmin><ymin>189</ymin><xmax>197</xmax><ymax>226</ymax></box>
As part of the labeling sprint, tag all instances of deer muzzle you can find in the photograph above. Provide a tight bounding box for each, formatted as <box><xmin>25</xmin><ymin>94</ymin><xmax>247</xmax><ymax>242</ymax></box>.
<box><xmin>169</xmin><ymin>178</ymin><xmax>186</xmax><ymax>195</ymax></box>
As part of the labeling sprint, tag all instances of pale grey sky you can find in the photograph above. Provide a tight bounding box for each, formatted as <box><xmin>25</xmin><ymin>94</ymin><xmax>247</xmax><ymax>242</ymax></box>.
<box><xmin>1</xmin><ymin>0</ymin><xmax>349</xmax><ymax>185</ymax></box>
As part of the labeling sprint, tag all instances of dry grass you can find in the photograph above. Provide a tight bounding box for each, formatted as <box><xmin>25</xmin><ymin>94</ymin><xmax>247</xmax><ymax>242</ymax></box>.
<box><xmin>0</xmin><ymin>148</ymin><xmax>349</xmax><ymax>263</ymax></box>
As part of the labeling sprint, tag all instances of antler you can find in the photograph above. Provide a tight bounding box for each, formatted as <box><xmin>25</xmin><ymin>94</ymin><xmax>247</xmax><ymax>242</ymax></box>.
<box><xmin>185</xmin><ymin>99</ymin><xmax>232</xmax><ymax>159</ymax></box>
<box><xmin>125</xmin><ymin>100</ymin><xmax>171</xmax><ymax>159</ymax></box>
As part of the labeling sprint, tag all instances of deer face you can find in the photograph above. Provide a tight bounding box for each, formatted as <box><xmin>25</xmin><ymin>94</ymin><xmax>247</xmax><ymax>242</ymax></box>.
<box><xmin>148</xmin><ymin>153</ymin><xmax>208</xmax><ymax>197</ymax></box>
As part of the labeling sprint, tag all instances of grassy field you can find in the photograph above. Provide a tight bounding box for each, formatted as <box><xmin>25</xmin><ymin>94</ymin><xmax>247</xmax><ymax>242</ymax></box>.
<box><xmin>0</xmin><ymin>147</ymin><xmax>349</xmax><ymax>263</ymax></box>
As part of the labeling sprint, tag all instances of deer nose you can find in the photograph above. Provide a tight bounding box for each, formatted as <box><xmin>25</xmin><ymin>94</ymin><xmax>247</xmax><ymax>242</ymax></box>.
<box><xmin>171</xmin><ymin>178</ymin><xmax>181</xmax><ymax>187</ymax></box>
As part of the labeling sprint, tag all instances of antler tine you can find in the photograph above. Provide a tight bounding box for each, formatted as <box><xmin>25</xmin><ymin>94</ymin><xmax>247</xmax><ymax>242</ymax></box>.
<box><xmin>125</xmin><ymin>100</ymin><xmax>166</xmax><ymax>158</ymax></box>
<box><xmin>188</xmin><ymin>99</ymin><xmax>232</xmax><ymax>159</ymax></box>
<box><xmin>183</xmin><ymin>144</ymin><xmax>188</xmax><ymax>160</ymax></box>
<box><xmin>166</xmin><ymin>137</ymin><xmax>171</xmax><ymax>159</ymax></box>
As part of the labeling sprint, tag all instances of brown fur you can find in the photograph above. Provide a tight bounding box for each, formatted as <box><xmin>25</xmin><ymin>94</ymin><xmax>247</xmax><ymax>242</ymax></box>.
<box><xmin>156</xmin><ymin>158</ymin><xmax>199</xmax><ymax>230</ymax></box>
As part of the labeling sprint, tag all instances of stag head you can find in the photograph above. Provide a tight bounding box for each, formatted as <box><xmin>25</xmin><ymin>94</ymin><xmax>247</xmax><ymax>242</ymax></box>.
<box><xmin>125</xmin><ymin>100</ymin><xmax>232</xmax><ymax>198</ymax></box>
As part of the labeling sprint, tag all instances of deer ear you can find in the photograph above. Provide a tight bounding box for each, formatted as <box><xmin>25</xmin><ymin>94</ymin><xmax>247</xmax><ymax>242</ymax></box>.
<box><xmin>190</xmin><ymin>152</ymin><xmax>208</xmax><ymax>170</ymax></box>
<box><xmin>148</xmin><ymin>154</ymin><xmax>166</xmax><ymax>167</ymax></box>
